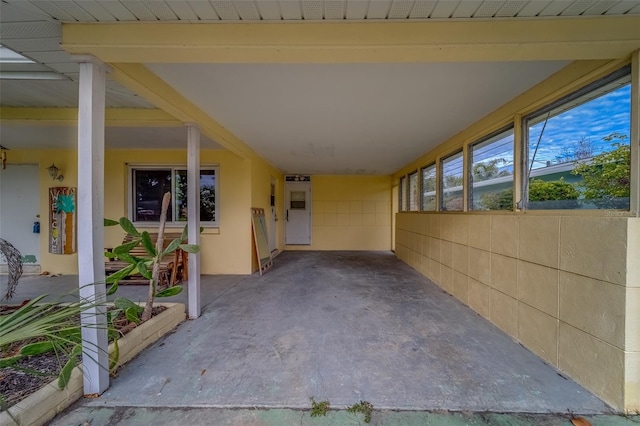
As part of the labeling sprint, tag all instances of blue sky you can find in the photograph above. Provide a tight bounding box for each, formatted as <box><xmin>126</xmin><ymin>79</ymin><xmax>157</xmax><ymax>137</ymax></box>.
<box><xmin>439</xmin><ymin>81</ymin><xmax>631</xmax><ymax>180</ymax></box>
<box><xmin>528</xmin><ymin>83</ymin><xmax>631</xmax><ymax>169</ymax></box>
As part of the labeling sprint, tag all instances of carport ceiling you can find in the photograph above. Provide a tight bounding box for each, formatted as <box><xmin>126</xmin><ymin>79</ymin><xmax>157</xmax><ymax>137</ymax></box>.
<box><xmin>0</xmin><ymin>0</ymin><xmax>638</xmax><ymax>174</ymax></box>
<box><xmin>148</xmin><ymin>62</ymin><xmax>567</xmax><ymax>175</ymax></box>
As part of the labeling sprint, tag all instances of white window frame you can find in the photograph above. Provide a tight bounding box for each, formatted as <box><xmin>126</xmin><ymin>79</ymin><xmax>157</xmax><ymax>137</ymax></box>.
<box><xmin>128</xmin><ymin>164</ymin><xmax>219</xmax><ymax>227</ymax></box>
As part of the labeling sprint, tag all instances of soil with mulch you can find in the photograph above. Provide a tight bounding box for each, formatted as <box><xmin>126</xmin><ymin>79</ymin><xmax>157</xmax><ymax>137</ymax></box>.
<box><xmin>0</xmin><ymin>304</ymin><xmax>167</xmax><ymax>411</ymax></box>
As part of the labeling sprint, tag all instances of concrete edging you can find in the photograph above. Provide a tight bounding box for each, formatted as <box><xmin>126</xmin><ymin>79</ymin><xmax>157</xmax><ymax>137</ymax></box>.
<box><xmin>0</xmin><ymin>302</ymin><xmax>186</xmax><ymax>426</ymax></box>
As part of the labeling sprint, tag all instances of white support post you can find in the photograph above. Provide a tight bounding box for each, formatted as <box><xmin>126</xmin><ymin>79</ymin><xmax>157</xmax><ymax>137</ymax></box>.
<box><xmin>187</xmin><ymin>124</ymin><xmax>201</xmax><ymax>319</ymax></box>
<box><xmin>77</xmin><ymin>59</ymin><xmax>109</xmax><ymax>394</ymax></box>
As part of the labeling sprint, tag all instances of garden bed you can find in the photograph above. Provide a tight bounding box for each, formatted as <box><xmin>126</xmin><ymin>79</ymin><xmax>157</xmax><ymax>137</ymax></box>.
<box><xmin>0</xmin><ymin>303</ymin><xmax>186</xmax><ymax>426</ymax></box>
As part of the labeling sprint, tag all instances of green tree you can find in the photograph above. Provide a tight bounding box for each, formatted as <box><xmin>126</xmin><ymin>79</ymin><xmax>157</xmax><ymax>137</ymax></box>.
<box><xmin>479</xmin><ymin>189</ymin><xmax>513</xmax><ymax>210</ymax></box>
<box><xmin>472</xmin><ymin>158</ymin><xmax>511</xmax><ymax>182</ymax></box>
<box><xmin>572</xmin><ymin>133</ymin><xmax>630</xmax><ymax>209</ymax></box>
<box><xmin>527</xmin><ymin>178</ymin><xmax>580</xmax><ymax>209</ymax></box>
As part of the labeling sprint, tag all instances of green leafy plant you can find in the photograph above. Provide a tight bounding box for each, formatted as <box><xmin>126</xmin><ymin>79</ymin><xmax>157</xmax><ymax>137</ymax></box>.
<box><xmin>529</xmin><ymin>178</ymin><xmax>580</xmax><ymax>202</ymax></box>
<box><xmin>104</xmin><ymin>192</ymin><xmax>200</xmax><ymax>322</ymax></box>
<box><xmin>526</xmin><ymin>178</ymin><xmax>581</xmax><ymax>209</ymax></box>
<box><xmin>347</xmin><ymin>400</ymin><xmax>374</xmax><ymax>424</ymax></box>
<box><xmin>310</xmin><ymin>397</ymin><xmax>330</xmax><ymax>417</ymax></box>
<box><xmin>479</xmin><ymin>188</ymin><xmax>513</xmax><ymax>210</ymax></box>
<box><xmin>572</xmin><ymin>134</ymin><xmax>630</xmax><ymax>209</ymax></box>
<box><xmin>472</xmin><ymin>158</ymin><xmax>511</xmax><ymax>182</ymax></box>
<box><xmin>0</xmin><ymin>292</ymin><xmax>118</xmax><ymax>391</ymax></box>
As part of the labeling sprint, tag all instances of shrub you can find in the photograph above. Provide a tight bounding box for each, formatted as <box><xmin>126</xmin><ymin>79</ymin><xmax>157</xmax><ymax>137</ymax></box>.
<box><xmin>572</xmin><ymin>134</ymin><xmax>630</xmax><ymax>209</ymax></box>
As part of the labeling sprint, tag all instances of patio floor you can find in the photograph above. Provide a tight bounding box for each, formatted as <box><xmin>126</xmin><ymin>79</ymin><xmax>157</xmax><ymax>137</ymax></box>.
<box><xmin>6</xmin><ymin>251</ymin><xmax>613</xmax><ymax>420</ymax></box>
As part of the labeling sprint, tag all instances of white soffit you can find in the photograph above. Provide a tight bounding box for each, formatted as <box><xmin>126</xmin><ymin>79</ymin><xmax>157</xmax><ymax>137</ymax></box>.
<box><xmin>149</xmin><ymin>62</ymin><xmax>568</xmax><ymax>175</ymax></box>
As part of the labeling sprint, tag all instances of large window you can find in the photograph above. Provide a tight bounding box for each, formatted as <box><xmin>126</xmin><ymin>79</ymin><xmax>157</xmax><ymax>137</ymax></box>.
<box><xmin>470</xmin><ymin>127</ymin><xmax>514</xmax><ymax>210</ymax></box>
<box><xmin>441</xmin><ymin>151</ymin><xmax>464</xmax><ymax>211</ymax></box>
<box><xmin>421</xmin><ymin>164</ymin><xmax>436</xmax><ymax>211</ymax></box>
<box><xmin>525</xmin><ymin>67</ymin><xmax>631</xmax><ymax>210</ymax></box>
<box><xmin>408</xmin><ymin>171</ymin><xmax>419</xmax><ymax>211</ymax></box>
<box><xmin>131</xmin><ymin>166</ymin><xmax>218</xmax><ymax>225</ymax></box>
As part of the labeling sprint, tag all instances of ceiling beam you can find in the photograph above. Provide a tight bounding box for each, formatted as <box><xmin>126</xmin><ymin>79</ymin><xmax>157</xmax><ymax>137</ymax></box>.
<box><xmin>108</xmin><ymin>63</ymin><xmax>256</xmax><ymax>159</ymax></box>
<box><xmin>62</xmin><ymin>18</ymin><xmax>640</xmax><ymax>63</ymax></box>
<box><xmin>0</xmin><ymin>107</ymin><xmax>181</xmax><ymax>127</ymax></box>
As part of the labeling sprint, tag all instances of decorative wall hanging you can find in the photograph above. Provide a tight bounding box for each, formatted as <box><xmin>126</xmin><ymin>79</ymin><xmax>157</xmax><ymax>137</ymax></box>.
<box><xmin>49</xmin><ymin>187</ymin><xmax>76</xmax><ymax>254</ymax></box>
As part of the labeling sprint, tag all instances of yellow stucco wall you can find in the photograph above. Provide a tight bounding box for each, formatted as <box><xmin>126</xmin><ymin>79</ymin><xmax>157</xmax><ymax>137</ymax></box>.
<box><xmin>286</xmin><ymin>175</ymin><xmax>392</xmax><ymax>251</ymax></box>
<box><xmin>6</xmin><ymin>152</ymin><xmax>390</xmax><ymax>273</ymax></box>
<box><xmin>105</xmin><ymin>149</ymin><xmax>253</xmax><ymax>275</ymax></box>
<box><xmin>6</xmin><ymin>148</ymin><xmax>256</xmax><ymax>275</ymax></box>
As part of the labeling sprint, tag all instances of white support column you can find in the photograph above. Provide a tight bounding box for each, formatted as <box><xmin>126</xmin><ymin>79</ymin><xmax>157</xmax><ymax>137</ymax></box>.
<box><xmin>77</xmin><ymin>59</ymin><xmax>109</xmax><ymax>393</ymax></box>
<box><xmin>187</xmin><ymin>124</ymin><xmax>201</xmax><ymax>319</ymax></box>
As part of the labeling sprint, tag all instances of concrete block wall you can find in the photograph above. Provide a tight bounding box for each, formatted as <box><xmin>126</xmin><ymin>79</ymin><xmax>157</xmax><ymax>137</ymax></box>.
<box><xmin>395</xmin><ymin>212</ymin><xmax>640</xmax><ymax>411</ymax></box>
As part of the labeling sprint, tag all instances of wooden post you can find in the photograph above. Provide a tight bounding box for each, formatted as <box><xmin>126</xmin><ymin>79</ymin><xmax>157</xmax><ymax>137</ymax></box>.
<box><xmin>187</xmin><ymin>124</ymin><xmax>201</xmax><ymax>319</ymax></box>
<box><xmin>76</xmin><ymin>58</ymin><xmax>109</xmax><ymax>394</ymax></box>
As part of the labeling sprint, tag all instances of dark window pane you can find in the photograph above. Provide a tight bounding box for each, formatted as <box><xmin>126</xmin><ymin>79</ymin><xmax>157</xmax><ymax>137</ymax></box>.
<box><xmin>200</xmin><ymin>170</ymin><xmax>216</xmax><ymax>222</ymax></box>
<box><xmin>176</xmin><ymin>169</ymin><xmax>216</xmax><ymax>222</ymax></box>
<box><xmin>134</xmin><ymin>169</ymin><xmax>172</xmax><ymax>222</ymax></box>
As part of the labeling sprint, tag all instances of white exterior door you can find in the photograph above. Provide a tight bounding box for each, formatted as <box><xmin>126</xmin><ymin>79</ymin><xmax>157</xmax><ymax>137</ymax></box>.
<box><xmin>285</xmin><ymin>180</ymin><xmax>311</xmax><ymax>245</ymax></box>
<box><xmin>0</xmin><ymin>164</ymin><xmax>41</xmax><ymax>272</ymax></box>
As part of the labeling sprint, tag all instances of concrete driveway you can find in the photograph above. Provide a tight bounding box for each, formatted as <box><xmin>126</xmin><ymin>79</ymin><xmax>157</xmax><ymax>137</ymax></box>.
<box><xmin>7</xmin><ymin>251</ymin><xmax>612</xmax><ymax>422</ymax></box>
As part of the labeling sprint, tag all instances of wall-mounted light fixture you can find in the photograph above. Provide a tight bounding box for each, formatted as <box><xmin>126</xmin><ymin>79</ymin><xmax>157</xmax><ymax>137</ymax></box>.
<box><xmin>47</xmin><ymin>163</ymin><xmax>64</xmax><ymax>182</ymax></box>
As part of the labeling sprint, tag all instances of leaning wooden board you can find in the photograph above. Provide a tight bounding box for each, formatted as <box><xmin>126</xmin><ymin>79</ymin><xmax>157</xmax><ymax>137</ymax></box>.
<box><xmin>251</xmin><ymin>208</ymin><xmax>273</xmax><ymax>275</ymax></box>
